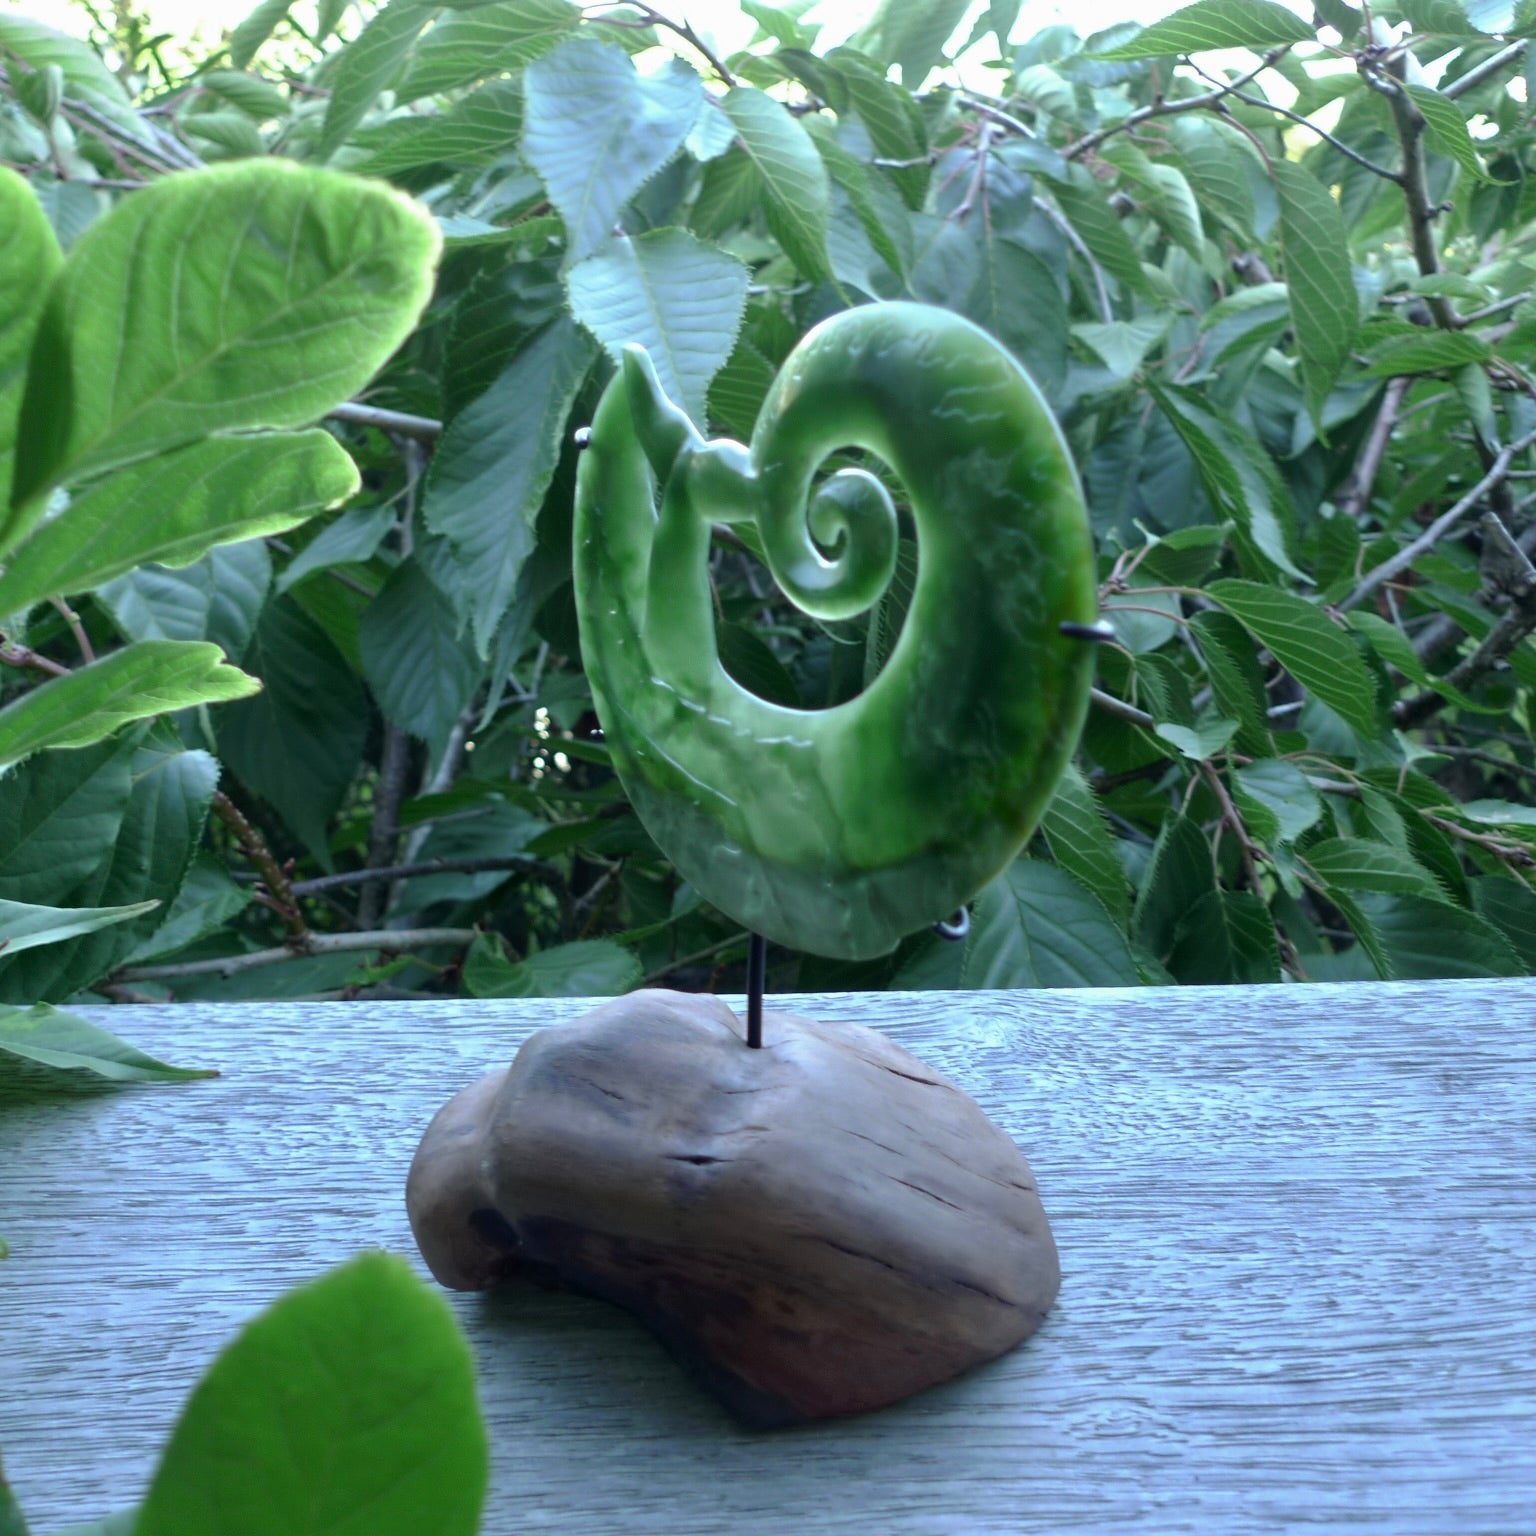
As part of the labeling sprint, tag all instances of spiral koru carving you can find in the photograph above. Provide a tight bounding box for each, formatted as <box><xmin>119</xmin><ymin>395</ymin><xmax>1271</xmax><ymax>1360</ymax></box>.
<box><xmin>573</xmin><ymin>302</ymin><xmax>1097</xmax><ymax>961</ymax></box>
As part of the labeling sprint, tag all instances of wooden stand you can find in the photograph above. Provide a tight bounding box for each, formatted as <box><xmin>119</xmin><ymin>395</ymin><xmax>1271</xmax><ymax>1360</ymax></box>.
<box><xmin>407</xmin><ymin>989</ymin><xmax>1059</xmax><ymax>1424</ymax></box>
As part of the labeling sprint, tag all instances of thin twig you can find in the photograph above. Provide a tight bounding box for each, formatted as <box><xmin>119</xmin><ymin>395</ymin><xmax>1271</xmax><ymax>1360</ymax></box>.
<box><xmin>1090</xmin><ymin>686</ymin><xmax>1156</xmax><ymax>728</ymax></box>
<box><xmin>1441</xmin><ymin>40</ymin><xmax>1527</xmax><ymax>100</ymax></box>
<box><xmin>0</xmin><ymin>644</ymin><xmax>71</xmax><ymax>679</ymax></box>
<box><xmin>641</xmin><ymin>930</ymin><xmax>750</xmax><ymax>987</ymax></box>
<box><xmin>115</xmin><ymin>928</ymin><xmax>479</xmax><ymax>983</ymax></box>
<box><xmin>1035</xmin><ymin>196</ymin><xmax>1114</xmax><ymax>322</ymax></box>
<box><xmin>1337</xmin><ymin>377</ymin><xmax>1409</xmax><ymax>521</ymax></box>
<box><xmin>588</xmin><ymin>2</ymin><xmax>736</xmax><ymax>87</ymax></box>
<box><xmin>328</xmin><ymin>401</ymin><xmax>443</xmax><ymax>442</ymax></box>
<box><xmin>209</xmin><ymin>791</ymin><xmax>310</xmax><ymax>948</ymax></box>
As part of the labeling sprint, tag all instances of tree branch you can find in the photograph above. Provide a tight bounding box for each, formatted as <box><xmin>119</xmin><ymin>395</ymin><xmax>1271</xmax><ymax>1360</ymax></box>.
<box><xmin>1090</xmin><ymin>686</ymin><xmax>1156</xmax><ymax>728</ymax></box>
<box><xmin>209</xmin><ymin>791</ymin><xmax>310</xmax><ymax>948</ymax></box>
<box><xmin>1340</xmin><ymin>427</ymin><xmax>1536</xmax><ymax>612</ymax></box>
<box><xmin>1337</xmin><ymin>377</ymin><xmax>1410</xmax><ymax>521</ymax></box>
<box><xmin>327</xmin><ymin>401</ymin><xmax>443</xmax><ymax>442</ymax></box>
<box><xmin>114</xmin><ymin>928</ymin><xmax>478</xmax><ymax>984</ymax></box>
<box><xmin>355</xmin><ymin>724</ymin><xmax>414</xmax><ymax>929</ymax></box>
<box><xmin>1393</xmin><ymin>577</ymin><xmax>1536</xmax><ymax>728</ymax></box>
<box><xmin>1065</xmin><ymin>46</ymin><xmax>1293</xmax><ymax>161</ymax></box>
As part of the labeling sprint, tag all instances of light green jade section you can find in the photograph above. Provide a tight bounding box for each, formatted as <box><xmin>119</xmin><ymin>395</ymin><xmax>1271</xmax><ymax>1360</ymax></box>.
<box><xmin>573</xmin><ymin>302</ymin><xmax>1097</xmax><ymax>960</ymax></box>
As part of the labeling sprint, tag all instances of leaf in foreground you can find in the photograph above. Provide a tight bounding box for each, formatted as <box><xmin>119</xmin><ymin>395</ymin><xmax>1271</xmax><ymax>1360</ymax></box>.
<box><xmin>132</xmin><ymin>1252</ymin><xmax>487</xmax><ymax>1536</ymax></box>
<box><xmin>0</xmin><ymin>1002</ymin><xmax>216</xmax><ymax>1082</ymax></box>
<box><xmin>0</xmin><ymin>642</ymin><xmax>259</xmax><ymax>771</ymax></box>
<box><xmin>0</xmin><ymin>896</ymin><xmax>159</xmax><ymax>957</ymax></box>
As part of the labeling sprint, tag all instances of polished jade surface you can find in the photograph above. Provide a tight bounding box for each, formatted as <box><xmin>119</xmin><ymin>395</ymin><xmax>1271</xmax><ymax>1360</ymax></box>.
<box><xmin>572</xmin><ymin>302</ymin><xmax>1097</xmax><ymax>960</ymax></box>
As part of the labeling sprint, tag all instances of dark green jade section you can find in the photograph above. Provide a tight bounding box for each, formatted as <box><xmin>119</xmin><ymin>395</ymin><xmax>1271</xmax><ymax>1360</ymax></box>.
<box><xmin>573</xmin><ymin>302</ymin><xmax>1097</xmax><ymax>960</ymax></box>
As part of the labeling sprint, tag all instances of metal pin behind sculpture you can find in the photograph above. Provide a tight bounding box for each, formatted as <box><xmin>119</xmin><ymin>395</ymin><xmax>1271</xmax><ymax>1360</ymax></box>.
<box><xmin>934</xmin><ymin>908</ymin><xmax>970</xmax><ymax>942</ymax></box>
<box><xmin>1059</xmin><ymin>619</ymin><xmax>1116</xmax><ymax>643</ymax></box>
<box><xmin>746</xmin><ymin>933</ymin><xmax>767</xmax><ymax>1049</ymax></box>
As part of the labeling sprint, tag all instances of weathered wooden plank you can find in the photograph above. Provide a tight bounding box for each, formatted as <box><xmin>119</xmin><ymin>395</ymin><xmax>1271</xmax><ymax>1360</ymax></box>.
<box><xmin>2</xmin><ymin>980</ymin><xmax>1534</xmax><ymax>1533</ymax></box>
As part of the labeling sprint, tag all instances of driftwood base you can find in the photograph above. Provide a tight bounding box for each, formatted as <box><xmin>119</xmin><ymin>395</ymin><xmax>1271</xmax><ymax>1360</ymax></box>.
<box><xmin>406</xmin><ymin>989</ymin><xmax>1059</xmax><ymax>1425</ymax></box>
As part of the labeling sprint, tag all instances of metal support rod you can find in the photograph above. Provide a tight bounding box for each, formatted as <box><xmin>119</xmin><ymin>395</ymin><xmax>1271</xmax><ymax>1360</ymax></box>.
<box><xmin>746</xmin><ymin>932</ymin><xmax>767</xmax><ymax>1048</ymax></box>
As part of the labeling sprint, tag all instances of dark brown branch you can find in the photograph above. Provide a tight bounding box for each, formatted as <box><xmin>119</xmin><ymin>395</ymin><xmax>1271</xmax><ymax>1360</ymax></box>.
<box><xmin>355</xmin><ymin>725</ymin><xmax>414</xmax><ymax>928</ymax></box>
<box><xmin>209</xmin><ymin>790</ymin><xmax>310</xmax><ymax>949</ymax></box>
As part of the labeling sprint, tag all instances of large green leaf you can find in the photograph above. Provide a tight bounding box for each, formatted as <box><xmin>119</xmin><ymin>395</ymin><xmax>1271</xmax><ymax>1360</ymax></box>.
<box><xmin>424</xmin><ymin>315</ymin><xmax>595</xmax><ymax>652</ymax></box>
<box><xmin>963</xmin><ymin>860</ymin><xmax>1142</xmax><ymax>987</ymax></box>
<box><xmin>99</xmin><ymin>540</ymin><xmax>272</xmax><ymax>661</ymax></box>
<box><xmin>854</xmin><ymin>0</ymin><xmax>971</xmax><ymax>85</ymax></box>
<box><xmin>1091</xmin><ymin>0</ymin><xmax>1313</xmax><ymax>58</ymax></box>
<box><xmin>522</xmin><ymin>36</ymin><xmax>701</xmax><ymax>262</ymax></box>
<box><xmin>132</xmin><ymin>1253</ymin><xmax>486</xmax><ymax>1536</ymax></box>
<box><xmin>1405</xmin><ymin>84</ymin><xmax>1500</xmax><ymax>183</ymax></box>
<box><xmin>7</xmin><ymin>160</ymin><xmax>441</xmax><ymax>532</ymax></box>
<box><xmin>566</xmin><ymin>228</ymin><xmax>749</xmax><ymax>425</ymax></box>
<box><xmin>0</xmin><ymin>1002</ymin><xmax>215</xmax><ymax>1082</ymax></box>
<box><xmin>810</xmin><ymin>127</ymin><xmax>913</xmax><ymax>284</ymax></box>
<box><xmin>722</xmin><ymin>87</ymin><xmax>833</xmax><ymax>282</ymax></box>
<box><xmin>1039</xmin><ymin>763</ymin><xmax>1132</xmax><ymax>927</ymax></box>
<box><xmin>216</xmin><ymin>597</ymin><xmax>369</xmax><ymax>866</ymax></box>
<box><xmin>0</xmin><ymin>169</ymin><xmax>62</xmax><ymax>513</ymax></box>
<box><xmin>123</xmin><ymin>853</ymin><xmax>253</xmax><ymax>965</ymax></box>
<box><xmin>1338</xmin><ymin>891</ymin><xmax>1523</xmax><ymax>980</ymax></box>
<box><xmin>351</xmin><ymin>78</ymin><xmax>523</xmax><ymax>176</ymax></box>
<box><xmin>0</xmin><ymin>738</ymin><xmax>132</xmax><ymax>905</ymax></box>
<box><xmin>1047</xmin><ymin>167</ymin><xmax>1154</xmax><ymax>296</ymax></box>
<box><xmin>229</xmin><ymin>0</ymin><xmax>295</xmax><ymax>67</ymax></box>
<box><xmin>0</xmin><ymin>897</ymin><xmax>158</xmax><ymax>958</ymax></box>
<box><xmin>1232</xmin><ymin>759</ymin><xmax>1323</xmax><ymax>841</ymax></box>
<box><xmin>390</xmin><ymin>798</ymin><xmax>544</xmax><ymax>914</ymax></box>
<box><xmin>1207</xmin><ymin>579</ymin><xmax>1379</xmax><ymax>736</ymax></box>
<box><xmin>1302</xmin><ymin>837</ymin><xmax>1451</xmax><ymax>902</ymax></box>
<box><xmin>1360</xmin><ymin>330</ymin><xmax>1491</xmax><ymax>376</ymax></box>
<box><xmin>1167</xmin><ymin>889</ymin><xmax>1282</xmax><ymax>984</ymax></box>
<box><xmin>1134</xmin><ymin>812</ymin><xmax>1217</xmax><ymax>960</ymax></box>
<box><xmin>317</xmin><ymin>0</ymin><xmax>436</xmax><ymax>160</ymax></box>
<box><xmin>0</xmin><ymin>644</ymin><xmax>257</xmax><ymax>770</ymax></box>
<box><xmin>1273</xmin><ymin>160</ymin><xmax>1358</xmax><ymax>430</ymax></box>
<box><xmin>359</xmin><ymin>558</ymin><xmax>481</xmax><ymax>758</ymax></box>
<box><xmin>0</xmin><ymin>735</ymin><xmax>218</xmax><ymax>1002</ymax></box>
<box><xmin>828</xmin><ymin>47</ymin><xmax>929</xmax><ymax>209</ymax></box>
<box><xmin>397</xmin><ymin>0</ymin><xmax>579</xmax><ymax>100</ymax></box>
<box><xmin>0</xmin><ymin>433</ymin><xmax>355</xmax><ymax>618</ymax></box>
<box><xmin>1471</xmin><ymin>875</ymin><xmax>1536</xmax><ymax>970</ymax></box>
<box><xmin>464</xmin><ymin>934</ymin><xmax>642</xmax><ymax>997</ymax></box>
<box><xmin>0</xmin><ymin>1452</ymin><xmax>28</xmax><ymax>1535</ymax></box>
<box><xmin>0</xmin><ymin>14</ymin><xmax>147</xmax><ymax>139</ymax></box>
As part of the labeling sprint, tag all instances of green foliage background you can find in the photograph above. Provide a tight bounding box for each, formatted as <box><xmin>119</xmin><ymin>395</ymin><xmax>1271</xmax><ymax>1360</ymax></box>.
<box><xmin>5</xmin><ymin>0</ymin><xmax>1536</xmax><ymax>1006</ymax></box>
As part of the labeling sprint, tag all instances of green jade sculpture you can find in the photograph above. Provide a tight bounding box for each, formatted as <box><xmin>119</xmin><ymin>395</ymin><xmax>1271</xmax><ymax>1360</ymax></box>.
<box><xmin>573</xmin><ymin>301</ymin><xmax>1098</xmax><ymax>959</ymax></box>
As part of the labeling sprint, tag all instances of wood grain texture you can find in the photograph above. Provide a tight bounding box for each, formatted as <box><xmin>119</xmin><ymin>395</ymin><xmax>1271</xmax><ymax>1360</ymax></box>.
<box><xmin>2</xmin><ymin>980</ymin><xmax>1535</xmax><ymax>1534</ymax></box>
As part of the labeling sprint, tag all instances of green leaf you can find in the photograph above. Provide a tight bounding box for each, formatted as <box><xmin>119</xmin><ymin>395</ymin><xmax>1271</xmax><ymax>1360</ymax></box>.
<box><xmin>397</xmin><ymin>0</ymin><xmax>580</xmax><ymax>101</ymax></box>
<box><xmin>0</xmin><ymin>169</ymin><xmax>62</xmax><ymax>514</ymax></box>
<box><xmin>216</xmin><ymin>597</ymin><xmax>369</xmax><ymax>866</ymax></box>
<box><xmin>1454</xmin><ymin>798</ymin><xmax>1536</xmax><ymax>829</ymax></box>
<box><xmin>708</xmin><ymin>335</ymin><xmax>777</xmax><ymax>438</ymax></box>
<box><xmin>1339</xmin><ymin>890</ymin><xmax>1523</xmax><ymax>980</ymax></box>
<box><xmin>318</xmin><ymin>0</ymin><xmax>436</xmax><ymax>161</ymax></box>
<box><xmin>8</xmin><ymin>160</ymin><xmax>441</xmax><ymax>533</ymax></box>
<box><xmin>425</xmin><ymin>315</ymin><xmax>596</xmax><ymax>652</ymax></box>
<box><xmin>1232</xmin><ymin>759</ymin><xmax>1323</xmax><ymax>840</ymax></box>
<box><xmin>1207</xmin><ymin>579</ymin><xmax>1379</xmax><ymax>735</ymax></box>
<box><xmin>0</xmin><ymin>433</ymin><xmax>356</xmax><ymax>618</ymax></box>
<box><xmin>100</xmin><ymin>540</ymin><xmax>272</xmax><ymax>661</ymax></box>
<box><xmin>1360</xmin><ymin>329</ymin><xmax>1492</xmax><ymax>375</ymax></box>
<box><xmin>1162</xmin><ymin>115</ymin><xmax>1256</xmax><ymax>240</ymax></box>
<box><xmin>1274</xmin><ymin>161</ymin><xmax>1359</xmax><ymax>432</ymax></box>
<box><xmin>0</xmin><ymin>1452</ymin><xmax>28</xmax><ymax>1534</ymax></box>
<box><xmin>0</xmin><ymin>14</ymin><xmax>145</xmax><ymax>137</ymax></box>
<box><xmin>722</xmin><ymin>86</ymin><xmax>833</xmax><ymax>282</ymax></box>
<box><xmin>132</xmin><ymin>1253</ymin><xmax>486</xmax><ymax>1536</ymax></box>
<box><xmin>855</xmin><ymin>0</ymin><xmax>972</xmax><ymax>85</ymax></box>
<box><xmin>809</xmin><ymin>127</ymin><xmax>913</xmax><ymax>283</ymax></box>
<box><xmin>827</xmin><ymin>48</ymin><xmax>929</xmax><ymax>210</ymax></box>
<box><xmin>1072</xmin><ymin>315</ymin><xmax>1172</xmax><ymax>380</ymax></box>
<box><xmin>0</xmin><ymin>1002</ymin><xmax>215</xmax><ymax>1082</ymax></box>
<box><xmin>0</xmin><ymin>735</ymin><xmax>218</xmax><ymax>1003</ymax></box>
<box><xmin>359</xmin><ymin>558</ymin><xmax>482</xmax><ymax>758</ymax></box>
<box><xmin>1302</xmin><ymin>837</ymin><xmax>1451</xmax><ymax>902</ymax></box>
<box><xmin>1167</xmin><ymin>889</ymin><xmax>1281</xmax><ymax>983</ymax></box>
<box><xmin>1400</xmin><ymin>0</ymin><xmax>1486</xmax><ymax>36</ymax></box>
<box><xmin>0</xmin><ymin>644</ymin><xmax>257</xmax><ymax>771</ymax></box>
<box><xmin>1047</xmin><ymin>166</ymin><xmax>1153</xmax><ymax>296</ymax></box>
<box><xmin>1039</xmin><ymin>762</ymin><xmax>1132</xmax><ymax>926</ymax></box>
<box><xmin>1404</xmin><ymin>83</ymin><xmax>1500</xmax><ymax>183</ymax></box>
<box><xmin>718</xmin><ymin>622</ymin><xmax>801</xmax><ymax>707</ymax></box>
<box><xmin>566</xmin><ymin>228</ymin><xmax>749</xmax><ymax>426</ymax></box>
<box><xmin>1190</xmin><ymin>609</ymin><xmax>1272</xmax><ymax>753</ymax></box>
<box><xmin>963</xmin><ymin>860</ymin><xmax>1141</xmax><ymax>987</ymax></box>
<box><xmin>464</xmin><ymin>934</ymin><xmax>642</xmax><ymax>997</ymax></box>
<box><xmin>390</xmin><ymin>799</ymin><xmax>543</xmax><ymax>913</ymax></box>
<box><xmin>351</xmin><ymin>78</ymin><xmax>523</xmax><ymax>176</ymax></box>
<box><xmin>522</xmin><ymin>36</ymin><xmax>701</xmax><ymax>263</ymax></box>
<box><xmin>1471</xmin><ymin>875</ymin><xmax>1536</xmax><ymax>970</ymax></box>
<box><xmin>0</xmin><ymin>897</ymin><xmax>158</xmax><ymax>957</ymax></box>
<box><xmin>123</xmin><ymin>854</ymin><xmax>252</xmax><ymax>965</ymax></box>
<box><xmin>1149</xmin><ymin>385</ymin><xmax>1302</xmax><ymax>578</ymax></box>
<box><xmin>229</xmin><ymin>0</ymin><xmax>294</xmax><ymax>67</ymax></box>
<box><xmin>1155</xmin><ymin>717</ymin><xmax>1239</xmax><ymax>760</ymax></box>
<box><xmin>1135</xmin><ymin>812</ymin><xmax>1217</xmax><ymax>959</ymax></box>
<box><xmin>0</xmin><ymin>739</ymin><xmax>132</xmax><ymax>905</ymax></box>
<box><xmin>1345</xmin><ymin>610</ymin><xmax>1496</xmax><ymax>712</ymax></box>
<box><xmin>275</xmin><ymin>503</ymin><xmax>396</xmax><ymax>596</ymax></box>
<box><xmin>1090</xmin><ymin>0</ymin><xmax>1313</xmax><ymax>58</ymax></box>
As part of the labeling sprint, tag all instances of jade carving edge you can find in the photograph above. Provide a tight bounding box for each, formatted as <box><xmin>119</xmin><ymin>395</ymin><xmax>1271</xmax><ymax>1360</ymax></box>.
<box><xmin>573</xmin><ymin>301</ymin><xmax>1097</xmax><ymax>960</ymax></box>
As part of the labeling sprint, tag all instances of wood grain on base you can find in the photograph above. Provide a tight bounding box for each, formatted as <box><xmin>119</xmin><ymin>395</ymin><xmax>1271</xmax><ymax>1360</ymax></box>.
<box><xmin>2</xmin><ymin>980</ymin><xmax>1535</xmax><ymax>1533</ymax></box>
